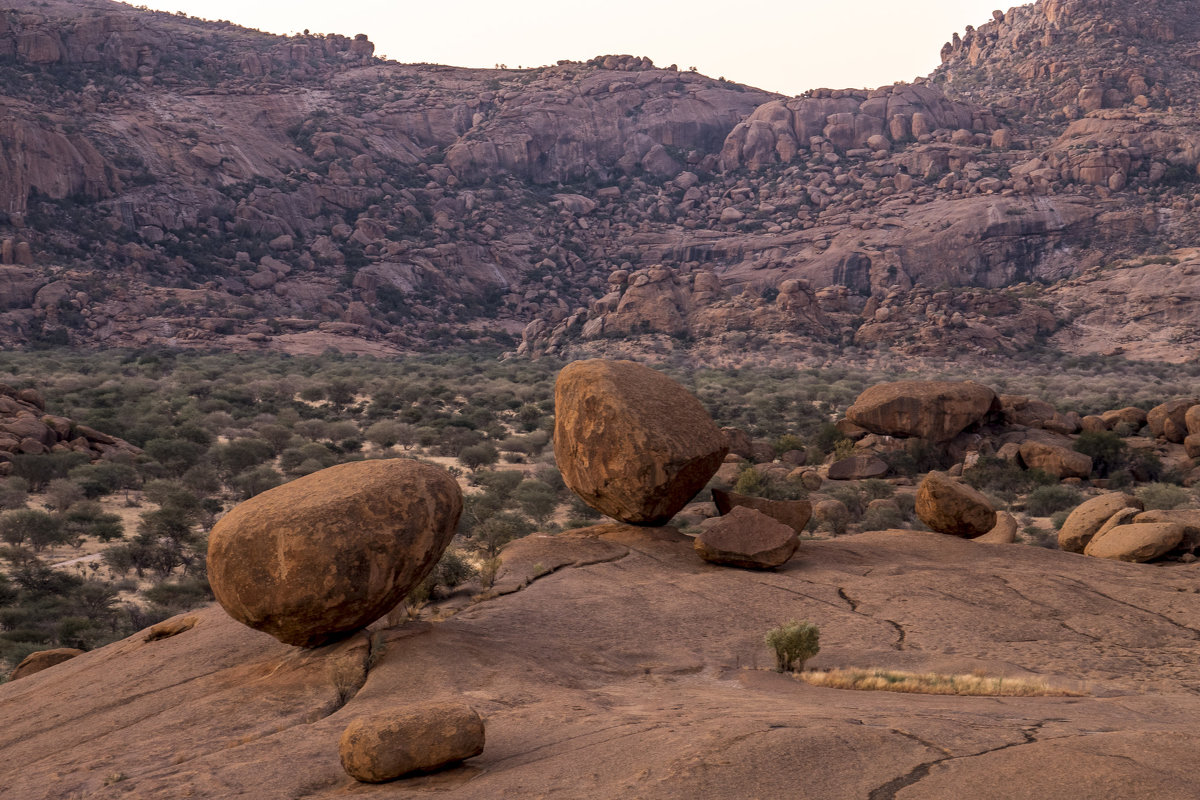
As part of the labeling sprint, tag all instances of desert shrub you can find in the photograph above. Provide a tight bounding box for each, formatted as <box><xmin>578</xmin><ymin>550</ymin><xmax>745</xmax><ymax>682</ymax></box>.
<box><xmin>1135</xmin><ymin>483</ymin><xmax>1191</xmax><ymax>510</ymax></box>
<box><xmin>45</xmin><ymin>478</ymin><xmax>84</xmax><ymax>512</ymax></box>
<box><xmin>459</xmin><ymin>443</ymin><xmax>499</xmax><ymax>470</ymax></box>
<box><xmin>211</xmin><ymin>438</ymin><xmax>274</xmax><ymax>478</ymax></box>
<box><xmin>69</xmin><ymin>462</ymin><xmax>139</xmax><ymax>498</ymax></box>
<box><xmin>812</xmin><ymin>423</ymin><xmax>848</xmax><ymax>457</ymax></box>
<box><xmin>10</xmin><ymin>452</ymin><xmax>89</xmax><ymax>491</ymax></box>
<box><xmin>471</xmin><ymin>511</ymin><xmax>534</xmax><ymax>556</ymax></box>
<box><xmin>143</xmin><ymin>438</ymin><xmax>207</xmax><ymax>477</ymax></box>
<box><xmin>411</xmin><ymin>548</ymin><xmax>479</xmax><ymax>603</ymax></box>
<box><xmin>765</xmin><ymin>620</ymin><xmax>820</xmax><ymax>673</ymax></box>
<box><xmin>859</xmin><ymin>505</ymin><xmax>904</xmax><ymax>531</ymax></box>
<box><xmin>1024</xmin><ymin>485</ymin><xmax>1083</xmax><ymax>516</ymax></box>
<box><xmin>62</xmin><ymin>502</ymin><xmax>124</xmax><ymax>542</ymax></box>
<box><xmin>1049</xmin><ymin>510</ymin><xmax>1071</xmax><ymax>530</ymax></box>
<box><xmin>230</xmin><ymin>465</ymin><xmax>283</xmax><ymax>499</ymax></box>
<box><xmin>0</xmin><ymin>477</ymin><xmax>28</xmax><ymax>510</ymax></box>
<box><xmin>142</xmin><ymin>576</ymin><xmax>212</xmax><ymax>609</ymax></box>
<box><xmin>881</xmin><ymin>439</ymin><xmax>946</xmax><ymax>476</ymax></box>
<box><xmin>0</xmin><ymin>509</ymin><xmax>66</xmax><ymax>551</ymax></box>
<box><xmin>512</xmin><ymin>480</ymin><xmax>558</xmax><ymax>524</ymax></box>
<box><xmin>964</xmin><ymin>456</ymin><xmax>1054</xmax><ymax>500</ymax></box>
<box><xmin>1073</xmin><ymin>431</ymin><xmax>1127</xmax><ymax>478</ymax></box>
<box><xmin>733</xmin><ymin>466</ymin><xmax>806</xmax><ymax>501</ymax></box>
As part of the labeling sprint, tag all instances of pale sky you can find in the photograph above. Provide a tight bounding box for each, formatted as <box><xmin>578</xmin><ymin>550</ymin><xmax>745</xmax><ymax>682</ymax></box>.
<box><xmin>127</xmin><ymin>1</ymin><xmax>1007</xmax><ymax>97</ymax></box>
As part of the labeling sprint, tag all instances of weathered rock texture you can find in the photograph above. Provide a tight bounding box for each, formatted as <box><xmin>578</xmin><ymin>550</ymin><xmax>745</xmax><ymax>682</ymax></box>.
<box><xmin>1084</xmin><ymin>523</ymin><xmax>1185</xmax><ymax>562</ymax></box>
<box><xmin>8</xmin><ymin>648</ymin><xmax>83</xmax><ymax>681</ymax></box>
<box><xmin>339</xmin><ymin>702</ymin><xmax>485</xmax><ymax>782</ymax></box>
<box><xmin>1058</xmin><ymin>493</ymin><xmax>1143</xmax><ymax>554</ymax></box>
<box><xmin>554</xmin><ymin>359</ymin><xmax>728</xmax><ymax>524</ymax></box>
<box><xmin>6</xmin><ymin>529</ymin><xmax>1200</xmax><ymax>799</ymax></box>
<box><xmin>712</xmin><ymin>488</ymin><xmax>812</xmax><ymax>534</ymax></box>
<box><xmin>846</xmin><ymin>381</ymin><xmax>998</xmax><ymax>442</ymax></box>
<box><xmin>207</xmin><ymin>459</ymin><xmax>462</xmax><ymax>647</ymax></box>
<box><xmin>915</xmin><ymin>471</ymin><xmax>997</xmax><ymax>537</ymax></box>
<box><xmin>694</xmin><ymin>506</ymin><xmax>799</xmax><ymax>569</ymax></box>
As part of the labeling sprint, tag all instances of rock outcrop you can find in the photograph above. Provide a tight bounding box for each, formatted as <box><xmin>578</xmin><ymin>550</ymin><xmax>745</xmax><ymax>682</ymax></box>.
<box><xmin>845</xmin><ymin>381</ymin><xmax>998</xmax><ymax>442</ymax></box>
<box><xmin>711</xmin><ymin>488</ymin><xmax>812</xmax><ymax>534</ymax></box>
<box><xmin>915</xmin><ymin>471</ymin><xmax>996</xmax><ymax>537</ymax></box>
<box><xmin>1084</xmin><ymin>522</ymin><xmax>1185</xmax><ymax>562</ymax></box>
<box><xmin>8</xmin><ymin>648</ymin><xmax>83</xmax><ymax>681</ymax></box>
<box><xmin>1058</xmin><ymin>493</ymin><xmax>1144</xmax><ymax>553</ymax></box>
<box><xmin>554</xmin><ymin>359</ymin><xmax>728</xmax><ymax>525</ymax></box>
<box><xmin>207</xmin><ymin>459</ymin><xmax>462</xmax><ymax>647</ymax></box>
<box><xmin>339</xmin><ymin>703</ymin><xmax>485</xmax><ymax>782</ymax></box>
<box><xmin>693</xmin><ymin>506</ymin><xmax>799</xmax><ymax>569</ymax></box>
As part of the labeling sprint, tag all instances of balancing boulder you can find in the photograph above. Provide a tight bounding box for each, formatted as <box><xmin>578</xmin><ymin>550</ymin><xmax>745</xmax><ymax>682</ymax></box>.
<box><xmin>554</xmin><ymin>359</ymin><xmax>728</xmax><ymax>524</ymax></box>
<box><xmin>208</xmin><ymin>460</ymin><xmax>462</xmax><ymax>647</ymax></box>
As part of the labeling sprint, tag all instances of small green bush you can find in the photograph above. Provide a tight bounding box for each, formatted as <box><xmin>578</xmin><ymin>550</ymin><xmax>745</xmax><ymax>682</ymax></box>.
<box><xmin>859</xmin><ymin>505</ymin><xmax>904</xmax><ymax>531</ymax></box>
<box><xmin>1024</xmin><ymin>485</ymin><xmax>1083</xmax><ymax>516</ymax></box>
<box><xmin>765</xmin><ymin>620</ymin><xmax>820</xmax><ymax>673</ymax></box>
<box><xmin>1136</xmin><ymin>483</ymin><xmax>1191</xmax><ymax>510</ymax></box>
<box><xmin>1073</xmin><ymin>431</ymin><xmax>1126</xmax><ymax>478</ymax></box>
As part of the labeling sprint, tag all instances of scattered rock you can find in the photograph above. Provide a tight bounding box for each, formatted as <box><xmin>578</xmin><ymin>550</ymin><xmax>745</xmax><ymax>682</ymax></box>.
<box><xmin>1058</xmin><ymin>493</ymin><xmax>1143</xmax><ymax>553</ymax></box>
<box><xmin>1148</xmin><ymin>399</ymin><xmax>1199</xmax><ymax>443</ymax></box>
<box><xmin>1018</xmin><ymin>441</ymin><xmax>1092</xmax><ymax>479</ymax></box>
<box><xmin>339</xmin><ymin>702</ymin><xmax>485</xmax><ymax>783</ymax></box>
<box><xmin>915</xmin><ymin>471</ymin><xmax>996</xmax><ymax>537</ymax></box>
<box><xmin>1084</xmin><ymin>523</ymin><xmax>1185</xmax><ymax>562</ymax></box>
<box><xmin>712</xmin><ymin>488</ymin><xmax>812</xmax><ymax>534</ymax></box>
<box><xmin>9</xmin><ymin>648</ymin><xmax>83</xmax><ymax>681</ymax></box>
<box><xmin>693</xmin><ymin>506</ymin><xmax>799</xmax><ymax>569</ymax></box>
<box><xmin>976</xmin><ymin>510</ymin><xmax>1018</xmax><ymax>543</ymax></box>
<box><xmin>827</xmin><ymin>454</ymin><xmax>888</xmax><ymax>480</ymax></box>
<box><xmin>845</xmin><ymin>381</ymin><xmax>998</xmax><ymax>442</ymax></box>
<box><xmin>207</xmin><ymin>460</ymin><xmax>462</xmax><ymax>647</ymax></box>
<box><xmin>554</xmin><ymin>359</ymin><xmax>728</xmax><ymax>525</ymax></box>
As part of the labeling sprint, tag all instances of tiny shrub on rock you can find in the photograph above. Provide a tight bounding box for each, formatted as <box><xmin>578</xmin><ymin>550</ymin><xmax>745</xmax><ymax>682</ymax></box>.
<box><xmin>765</xmin><ymin>620</ymin><xmax>820</xmax><ymax>673</ymax></box>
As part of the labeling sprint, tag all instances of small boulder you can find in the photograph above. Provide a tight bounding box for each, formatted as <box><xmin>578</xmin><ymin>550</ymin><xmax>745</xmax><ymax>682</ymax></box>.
<box><xmin>1084</xmin><ymin>523</ymin><xmax>1184</xmax><ymax>562</ymax></box>
<box><xmin>554</xmin><ymin>360</ymin><xmax>728</xmax><ymax>525</ymax></box>
<box><xmin>813</xmin><ymin>498</ymin><xmax>850</xmax><ymax>532</ymax></box>
<box><xmin>827</xmin><ymin>454</ymin><xmax>888</xmax><ymax>480</ymax></box>
<box><xmin>1018</xmin><ymin>441</ymin><xmax>1092</xmax><ymax>479</ymax></box>
<box><xmin>208</xmin><ymin>460</ymin><xmax>462</xmax><ymax>647</ymax></box>
<box><xmin>1100</xmin><ymin>407</ymin><xmax>1147</xmax><ymax>433</ymax></box>
<box><xmin>915</xmin><ymin>471</ymin><xmax>996</xmax><ymax>537</ymax></box>
<box><xmin>339</xmin><ymin>702</ymin><xmax>485</xmax><ymax>783</ymax></box>
<box><xmin>845</xmin><ymin>380</ymin><xmax>998</xmax><ymax>442</ymax></box>
<box><xmin>9</xmin><ymin>648</ymin><xmax>83</xmax><ymax>681</ymax></box>
<box><xmin>976</xmin><ymin>510</ymin><xmax>1018</xmax><ymax>543</ymax></box>
<box><xmin>693</xmin><ymin>506</ymin><xmax>799</xmax><ymax>569</ymax></box>
<box><xmin>712</xmin><ymin>488</ymin><xmax>812</xmax><ymax>534</ymax></box>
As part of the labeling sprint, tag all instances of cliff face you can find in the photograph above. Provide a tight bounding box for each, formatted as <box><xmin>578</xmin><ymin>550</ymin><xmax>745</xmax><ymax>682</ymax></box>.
<box><xmin>0</xmin><ymin>0</ymin><xmax>1199</xmax><ymax>362</ymax></box>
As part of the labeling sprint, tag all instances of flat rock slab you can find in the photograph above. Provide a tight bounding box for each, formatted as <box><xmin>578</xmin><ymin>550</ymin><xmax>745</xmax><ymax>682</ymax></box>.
<box><xmin>4</xmin><ymin>531</ymin><xmax>1200</xmax><ymax>799</ymax></box>
<box><xmin>694</xmin><ymin>506</ymin><xmax>799</xmax><ymax>568</ymax></box>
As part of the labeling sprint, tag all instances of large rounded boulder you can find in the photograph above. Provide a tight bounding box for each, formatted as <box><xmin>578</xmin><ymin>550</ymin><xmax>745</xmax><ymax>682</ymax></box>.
<box><xmin>554</xmin><ymin>359</ymin><xmax>728</xmax><ymax>525</ymax></box>
<box><xmin>1057</xmin><ymin>492</ymin><xmax>1142</xmax><ymax>553</ymax></box>
<box><xmin>208</xmin><ymin>460</ymin><xmax>462</xmax><ymax>647</ymax></box>
<box><xmin>845</xmin><ymin>380</ymin><xmax>998</xmax><ymax>442</ymax></box>
<box><xmin>915</xmin><ymin>471</ymin><xmax>996</xmax><ymax>537</ymax></box>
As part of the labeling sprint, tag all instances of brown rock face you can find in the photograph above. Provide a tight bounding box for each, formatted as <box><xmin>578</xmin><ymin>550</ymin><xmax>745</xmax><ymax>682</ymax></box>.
<box><xmin>1147</xmin><ymin>399</ymin><xmax>1199</xmax><ymax>443</ymax></box>
<box><xmin>1018</xmin><ymin>441</ymin><xmax>1093</xmax><ymax>480</ymax></box>
<box><xmin>976</xmin><ymin>510</ymin><xmax>1018</xmax><ymax>544</ymax></box>
<box><xmin>915</xmin><ymin>471</ymin><xmax>996</xmax><ymax>537</ymax></box>
<box><xmin>9</xmin><ymin>647</ymin><xmax>83</xmax><ymax>681</ymax></box>
<box><xmin>1058</xmin><ymin>493</ymin><xmax>1143</xmax><ymax>553</ymax></box>
<box><xmin>693</xmin><ymin>506</ymin><xmax>799</xmax><ymax>569</ymax></box>
<box><xmin>1084</xmin><ymin>523</ymin><xmax>1185</xmax><ymax>562</ymax></box>
<box><xmin>207</xmin><ymin>459</ymin><xmax>462</xmax><ymax>647</ymax></box>
<box><xmin>845</xmin><ymin>381</ymin><xmax>998</xmax><ymax>442</ymax></box>
<box><xmin>339</xmin><ymin>702</ymin><xmax>484</xmax><ymax>782</ymax></box>
<box><xmin>827</xmin><ymin>454</ymin><xmax>889</xmax><ymax>480</ymax></box>
<box><xmin>554</xmin><ymin>359</ymin><xmax>728</xmax><ymax>525</ymax></box>
<box><xmin>712</xmin><ymin>488</ymin><xmax>812</xmax><ymax>534</ymax></box>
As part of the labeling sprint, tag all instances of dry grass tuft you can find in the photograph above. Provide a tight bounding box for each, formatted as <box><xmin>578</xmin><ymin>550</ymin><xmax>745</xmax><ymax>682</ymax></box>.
<box><xmin>795</xmin><ymin>668</ymin><xmax>1083</xmax><ymax>697</ymax></box>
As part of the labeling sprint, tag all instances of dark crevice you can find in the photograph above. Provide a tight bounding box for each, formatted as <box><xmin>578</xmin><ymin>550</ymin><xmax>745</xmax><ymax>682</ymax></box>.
<box><xmin>869</xmin><ymin>720</ymin><xmax>1050</xmax><ymax>800</ymax></box>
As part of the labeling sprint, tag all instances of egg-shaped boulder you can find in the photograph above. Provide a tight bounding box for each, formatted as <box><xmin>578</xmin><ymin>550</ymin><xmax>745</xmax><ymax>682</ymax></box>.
<box><xmin>554</xmin><ymin>359</ymin><xmax>728</xmax><ymax>525</ymax></box>
<box><xmin>208</xmin><ymin>460</ymin><xmax>462</xmax><ymax>647</ymax></box>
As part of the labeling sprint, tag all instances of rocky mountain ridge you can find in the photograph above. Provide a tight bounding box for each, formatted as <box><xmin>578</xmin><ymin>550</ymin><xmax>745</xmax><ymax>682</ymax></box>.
<box><xmin>0</xmin><ymin>0</ymin><xmax>1198</xmax><ymax>362</ymax></box>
